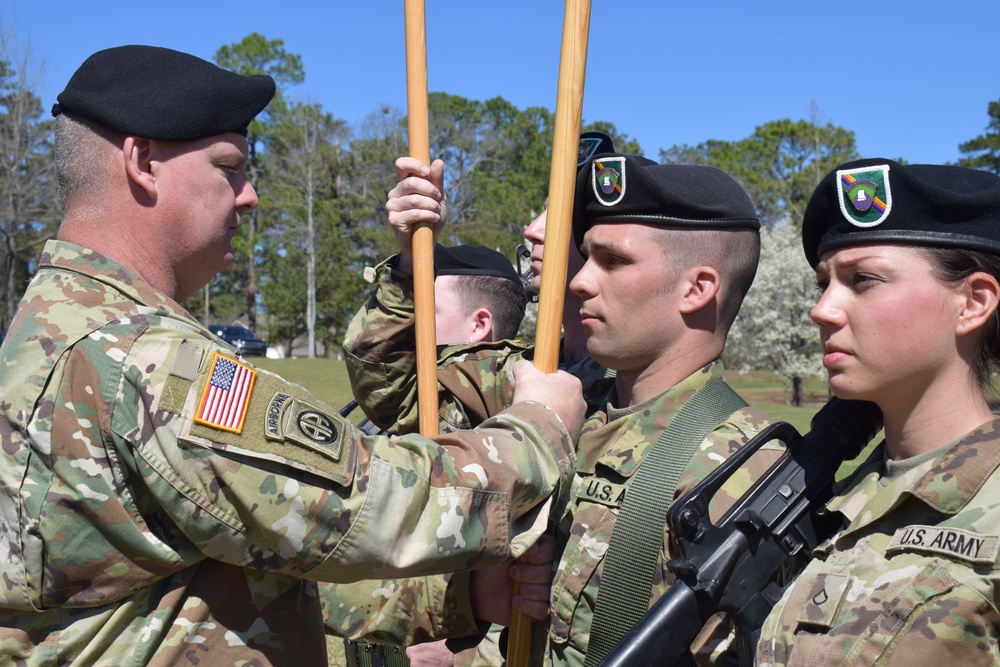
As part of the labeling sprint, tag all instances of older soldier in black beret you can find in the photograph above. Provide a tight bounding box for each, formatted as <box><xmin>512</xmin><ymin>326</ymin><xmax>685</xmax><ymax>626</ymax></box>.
<box><xmin>0</xmin><ymin>45</ymin><xmax>586</xmax><ymax>665</ymax></box>
<box><xmin>757</xmin><ymin>159</ymin><xmax>1000</xmax><ymax>667</ymax></box>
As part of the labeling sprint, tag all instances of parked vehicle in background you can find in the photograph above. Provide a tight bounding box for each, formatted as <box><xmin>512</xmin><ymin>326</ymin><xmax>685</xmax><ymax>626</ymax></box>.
<box><xmin>210</xmin><ymin>325</ymin><xmax>267</xmax><ymax>357</ymax></box>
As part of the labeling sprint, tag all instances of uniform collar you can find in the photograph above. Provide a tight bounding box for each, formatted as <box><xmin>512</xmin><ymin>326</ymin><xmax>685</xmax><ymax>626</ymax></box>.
<box><xmin>829</xmin><ymin>418</ymin><xmax>1000</xmax><ymax>525</ymax></box>
<box><xmin>908</xmin><ymin>417</ymin><xmax>1000</xmax><ymax>514</ymax></box>
<box><xmin>39</xmin><ymin>240</ymin><xmax>191</xmax><ymax>320</ymax></box>
<box><xmin>576</xmin><ymin>359</ymin><xmax>725</xmax><ymax>476</ymax></box>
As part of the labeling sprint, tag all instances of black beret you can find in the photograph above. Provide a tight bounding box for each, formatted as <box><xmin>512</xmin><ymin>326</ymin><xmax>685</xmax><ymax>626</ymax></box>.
<box><xmin>434</xmin><ymin>244</ymin><xmax>520</xmax><ymax>284</ymax></box>
<box><xmin>52</xmin><ymin>45</ymin><xmax>276</xmax><ymax>141</ymax></box>
<box><xmin>578</xmin><ymin>131</ymin><xmax>616</xmax><ymax>168</ymax></box>
<box><xmin>573</xmin><ymin>154</ymin><xmax>760</xmax><ymax>248</ymax></box>
<box><xmin>802</xmin><ymin>158</ymin><xmax>1000</xmax><ymax>268</ymax></box>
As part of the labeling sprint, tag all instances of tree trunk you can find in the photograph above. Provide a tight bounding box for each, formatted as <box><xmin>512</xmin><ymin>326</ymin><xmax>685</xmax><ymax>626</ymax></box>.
<box><xmin>792</xmin><ymin>375</ymin><xmax>804</xmax><ymax>407</ymax></box>
<box><xmin>3</xmin><ymin>240</ymin><xmax>17</xmax><ymax>330</ymax></box>
<box><xmin>306</xmin><ymin>163</ymin><xmax>316</xmax><ymax>358</ymax></box>
<box><xmin>244</xmin><ymin>208</ymin><xmax>258</xmax><ymax>332</ymax></box>
<box><xmin>244</xmin><ymin>143</ymin><xmax>261</xmax><ymax>333</ymax></box>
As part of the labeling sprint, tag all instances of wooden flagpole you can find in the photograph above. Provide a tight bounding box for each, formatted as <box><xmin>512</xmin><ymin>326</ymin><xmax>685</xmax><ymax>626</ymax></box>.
<box><xmin>507</xmin><ymin>0</ymin><xmax>592</xmax><ymax>664</ymax></box>
<box><xmin>403</xmin><ymin>0</ymin><xmax>439</xmax><ymax>437</ymax></box>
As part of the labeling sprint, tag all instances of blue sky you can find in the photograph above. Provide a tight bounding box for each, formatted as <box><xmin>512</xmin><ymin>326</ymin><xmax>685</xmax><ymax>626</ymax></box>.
<box><xmin>4</xmin><ymin>0</ymin><xmax>999</xmax><ymax>166</ymax></box>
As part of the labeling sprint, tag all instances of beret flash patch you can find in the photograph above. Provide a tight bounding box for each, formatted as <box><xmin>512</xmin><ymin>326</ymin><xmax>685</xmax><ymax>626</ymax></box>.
<box><xmin>838</xmin><ymin>164</ymin><xmax>892</xmax><ymax>227</ymax></box>
<box><xmin>593</xmin><ymin>156</ymin><xmax>626</xmax><ymax>206</ymax></box>
<box><xmin>578</xmin><ymin>135</ymin><xmax>606</xmax><ymax>166</ymax></box>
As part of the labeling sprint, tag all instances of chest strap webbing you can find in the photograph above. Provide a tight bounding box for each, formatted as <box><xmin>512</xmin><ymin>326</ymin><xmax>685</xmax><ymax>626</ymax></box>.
<box><xmin>583</xmin><ymin>380</ymin><xmax>747</xmax><ymax>667</ymax></box>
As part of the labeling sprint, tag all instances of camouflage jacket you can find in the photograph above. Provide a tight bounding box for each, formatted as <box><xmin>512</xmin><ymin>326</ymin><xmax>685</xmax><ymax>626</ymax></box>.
<box><xmin>328</xmin><ymin>258</ymin><xmax>610</xmax><ymax>660</ymax></box>
<box><xmin>342</xmin><ymin>257</ymin><xmax>614</xmax><ymax>435</ymax></box>
<box><xmin>0</xmin><ymin>241</ymin><xmax>576</xmax><ymax>666</ymax></box>
<box><xmin>757</xmin><ymin>418</ymin><xmax>1000</xmax><ymax>666</ymax></box>
<box><xmin>535</xmin><ymin>361</ymin><xmax>783</xmax><ymax>667</ymax></box>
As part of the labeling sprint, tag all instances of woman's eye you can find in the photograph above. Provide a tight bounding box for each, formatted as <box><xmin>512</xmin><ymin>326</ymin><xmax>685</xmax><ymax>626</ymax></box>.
<box><xmin>853</xmin><ymin>272</ymin><xmax>876</xmax><ymax>285</ymax></box>
<box><xmin>813</xmin><ymin>279</ymin><xmax>828</xmax><ymax>294</ymax></box>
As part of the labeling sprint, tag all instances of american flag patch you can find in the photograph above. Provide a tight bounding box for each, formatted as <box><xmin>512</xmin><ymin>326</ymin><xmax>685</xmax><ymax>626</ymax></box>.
<box><xmin>194</xmin><ymin>352</ymin><xmax>257</xmax><ymax>433</ymax></box>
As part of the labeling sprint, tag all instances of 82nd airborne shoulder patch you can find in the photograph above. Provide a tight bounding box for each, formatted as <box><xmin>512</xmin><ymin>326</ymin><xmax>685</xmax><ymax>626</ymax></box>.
<box><xmin>592</xmin><ymin>156</ymin><xmax>626</xmax><ymax>207</ymax></box>
<box><xmin>837</xmin><ymin>163</ymin><xmax>892</xmax><ymax>227</ymax></box>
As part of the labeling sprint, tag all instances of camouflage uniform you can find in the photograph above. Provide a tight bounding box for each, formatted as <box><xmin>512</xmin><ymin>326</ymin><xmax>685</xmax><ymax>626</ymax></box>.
<box><xmin>325</xmin><ymin>258</ymin><xmax>611</xmax><ymax>663</ymax></box>
<box><xmin>525</xmin><ymin>360</ymin><xmax>782</xmax><ymax>667</ymax></box>
<box><xmin>756</xmin><ymin>419</ymin><xmax>1000</xmax><ymax>666</ymax></box>
<box><xmin>0</xmin><ymin>241</ymin><xmax>577</xmax><ymax>666</ymax></box>
<box><xmin>343</xmin><ymin>258</ymin><xmax>614</xmax><ymax>435</ymax></box>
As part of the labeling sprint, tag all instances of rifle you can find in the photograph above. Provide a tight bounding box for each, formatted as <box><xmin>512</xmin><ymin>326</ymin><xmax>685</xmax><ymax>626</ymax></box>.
<box><xmin>597</xmin><ymin>397</ymin><xmax>883</xmax><ymax>667</ymax></box>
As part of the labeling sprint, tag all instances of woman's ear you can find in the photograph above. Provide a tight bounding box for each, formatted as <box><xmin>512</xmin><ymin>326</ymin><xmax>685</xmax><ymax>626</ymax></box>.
<box><xmin>956</xmin><ymin>271</ymin><xmax>1000</xmax><ymax>336</ymax></box>
<box><xmin>123</xmin><ymin>136</ymin><xmax>157</xmax><ymax>200</ymax></box>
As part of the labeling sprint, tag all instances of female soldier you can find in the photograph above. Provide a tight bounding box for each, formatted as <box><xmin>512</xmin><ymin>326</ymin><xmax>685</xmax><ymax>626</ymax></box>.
<box><xmin>757</xmin><ymin>158</ymin><xmax>1000</xmax><ymax>665</ymax></box>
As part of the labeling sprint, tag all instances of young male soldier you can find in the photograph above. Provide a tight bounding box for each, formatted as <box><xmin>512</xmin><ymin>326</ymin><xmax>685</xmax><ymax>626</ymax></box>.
<box><xmin>325</xmin><ymin>243</ymin><xmax>531</xmax><ymax>667</ymax></box>
<box><xmin>526</xmin><ymin>156</ymin><xmax>785</xmax><ymax>667</ymax></box>
<box><xmin>331</xmin><ymin>137</ymin><xmax>615</xmax><ymax>667</ymax></box>
<box><xmin>344</xmin><ymin>132</ymin><xmax>618</xmax><ymax>436</ymax></box>
<box><xmin>432</xmin><ymin>243</ymin><xmax>530</xmax><ymax>345</ymax></box>
<box><xmin>434</xmin><ymin>156</ymin><xmax>786</xmax><ymax>667</ymax></box>
<box><xmin>0</xmin><ymin>45</ymin><xmax>585</xmax><ymax>666</ymax></box>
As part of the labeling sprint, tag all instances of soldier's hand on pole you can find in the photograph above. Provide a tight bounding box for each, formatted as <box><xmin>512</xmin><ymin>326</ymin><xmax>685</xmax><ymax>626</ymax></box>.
<box><xmin>512</xmin><ymin>360</ymin><xmax>585</xmax><ymax>442</ymax></box>
<box><xmin>386</xmin><ymin>156</ymin><xmax>447</xmax><ymax>274</ymax></box>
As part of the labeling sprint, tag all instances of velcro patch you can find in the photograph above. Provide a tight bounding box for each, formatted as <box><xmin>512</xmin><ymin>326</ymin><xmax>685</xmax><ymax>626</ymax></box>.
<box><xmin>796</xmin><ymin>572</ymin><xmax>849</xmax><ymax>629</ymax></box>
<box><xmin>194</xmin><ymin>352</ymin><xmax>257</xmax><ymax>434</ymax></box>
<box><xmin>184</xmin><ymin>372</ymin><xmax>355</xmax><ymax>487</ymax></box>
<box><xmin>170</xmin><ymin>339</ymin><xmax>204</xmax><ymax>381</ymax></box>
<box><xmin>887</xmin><ymin>525</ymin><xmax>1000</xmax><ymax>565</ymax></box>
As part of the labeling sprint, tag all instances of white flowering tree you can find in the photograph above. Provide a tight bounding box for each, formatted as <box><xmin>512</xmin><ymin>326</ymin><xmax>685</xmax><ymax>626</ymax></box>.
<box><xmin>727</xmin><ymin>223</ymin><xmax>824</xmax><ymax>406</ymax></box>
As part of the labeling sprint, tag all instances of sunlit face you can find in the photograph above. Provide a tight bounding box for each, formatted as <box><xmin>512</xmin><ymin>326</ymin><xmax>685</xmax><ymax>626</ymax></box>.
<box><xmin>434</xmin><ymin>275</ymin><xmax>478</xmax><ymax>345</ymax></box>
<box><xmin>152</xmin><ymin>133</ymin><xmax>258</xmax><ymax>298</ymax></box>
<box><xmin>523</xmin><ymin>209</ymin><xmax>547</xmax><ymax>294</ymax></box>
<box><xmin>811</xmin><ymin>243</ymin><xmax>964</xmax><ymax>404</ymax></box>
<box><xmin>522</xmin><ymin>207</ymin><xmax>587</xmax><ymax>296</ymax></box>
<box><xmin>569</xmin><ymin>222</ymin><xmax>681</xmax><ymax>371</ymax></box>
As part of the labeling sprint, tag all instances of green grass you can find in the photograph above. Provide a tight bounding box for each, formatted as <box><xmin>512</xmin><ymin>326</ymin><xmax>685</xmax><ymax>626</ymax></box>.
<box><xmin>259</xmin><ymin>357</ymin><xmax>882</xmax><ymax>479</ymax></box>
<box><xmin>255</xmin><ymin>359</ymin><xmax>832</xmax><ymax>427</ymax></box>
<box><xmin>254</xmin><ymin>358</ymin><xmax>870</xmax><ymax>441</ymax></box>
<box><xmin>254</xmin><ymin>358</ymin><xmax>356</xmax><ymax>410</ymax></box>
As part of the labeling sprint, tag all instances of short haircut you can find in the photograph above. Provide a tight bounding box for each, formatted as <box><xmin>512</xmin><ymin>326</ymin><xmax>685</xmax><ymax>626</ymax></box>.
<box><xmin>54</xmin><ymin>114</ymin><xmax>122</xmax><ymax>210</ymax></box>
<box><xmin>651</xmin><ymin>226</ymin><xmax>760</xmax><ymax>332</ymax></box>
<box><xmin>451</xmin><ymin>274</ymin><xmax>529</xmax><ymax>341</ymax></box>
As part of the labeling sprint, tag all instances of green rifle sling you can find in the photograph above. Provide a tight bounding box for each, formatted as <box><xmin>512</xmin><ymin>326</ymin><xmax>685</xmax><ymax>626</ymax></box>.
<box><xmin>583</xmin><ymin>380</ymin><xmax>747</xmax><ymax>667</ymax></box>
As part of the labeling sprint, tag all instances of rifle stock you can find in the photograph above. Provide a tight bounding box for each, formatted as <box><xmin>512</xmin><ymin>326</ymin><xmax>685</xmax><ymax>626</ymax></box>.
<box><xmin>597</xmin><ymin>398</ymin><xmax>883</xmax><ymax>667</ymax></box>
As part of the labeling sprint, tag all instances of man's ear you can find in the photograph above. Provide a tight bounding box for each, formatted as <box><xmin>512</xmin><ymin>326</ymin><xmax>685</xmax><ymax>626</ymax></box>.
<box><xmin>469</xmin><ymin>308</ymin><xmax>494</xmax><ymax>344</ymax></box>
<box><xmin>678</xmin><ymin>266</ymin><xmax>721</xmax><ymax>314</ymax></box>
<box><xmin>956</xmin><ymin>271</ymin><xmax>1000</xmax><ymax>337</ymax></box>
<box><xmin>123</xmin><ymin>136</ymin><xmax>157</xmax><ymax>200</ymax></box>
